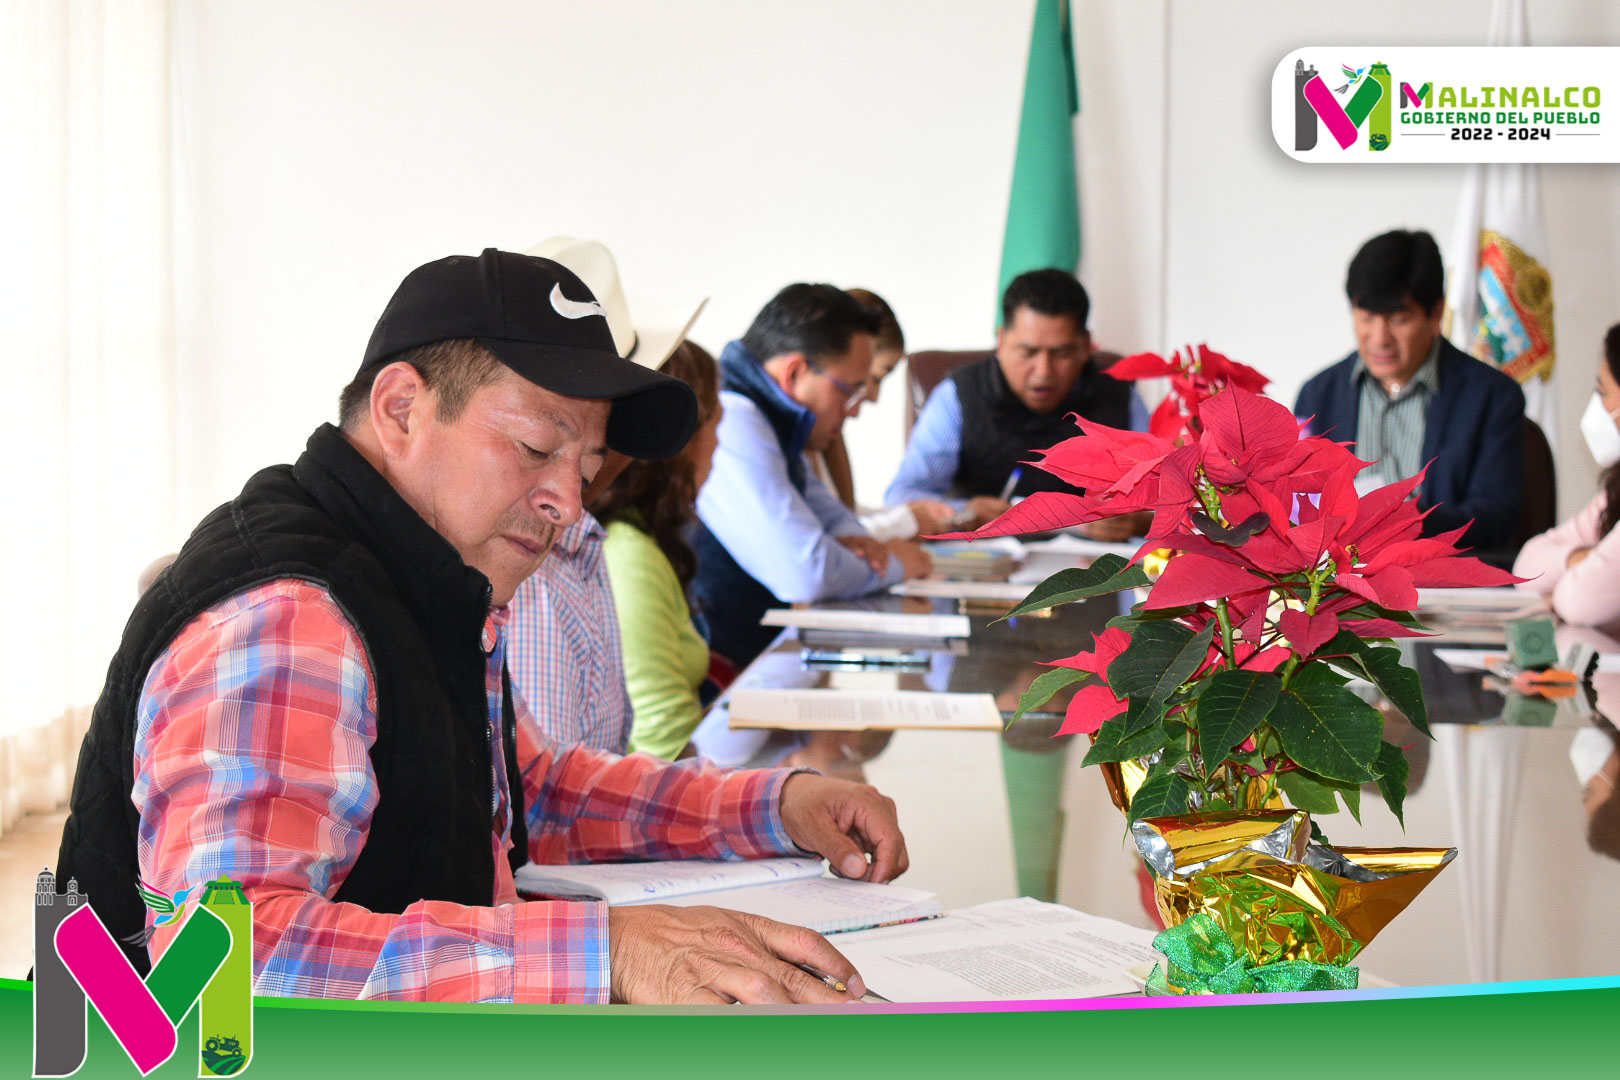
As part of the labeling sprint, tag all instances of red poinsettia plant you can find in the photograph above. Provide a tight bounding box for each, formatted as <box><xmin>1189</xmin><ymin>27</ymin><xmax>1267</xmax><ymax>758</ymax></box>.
<box><xmin>942</xmin><ymin>347</ymin><xmax>1520</xmax><ymax>827</ymax></box>
<box><xmin>1107</xmin><ymin>344</ymin><xmax>1271</xmax><ymax>442</ymax></box>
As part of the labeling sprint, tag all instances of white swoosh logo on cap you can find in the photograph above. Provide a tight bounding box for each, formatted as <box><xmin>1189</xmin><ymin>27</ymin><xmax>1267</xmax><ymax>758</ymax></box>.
<box><xmin>549</xmin><ymin>282</ymin><xmax>607</xmax><ymax>321</ymax></box>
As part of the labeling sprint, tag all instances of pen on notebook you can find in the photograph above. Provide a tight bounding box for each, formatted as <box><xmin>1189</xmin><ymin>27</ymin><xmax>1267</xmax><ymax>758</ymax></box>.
<box><xmin>997</xmin><ymin>467</ymin><xmax>1022</xmax><ymax>502</ymax></box>
<box><xmin>796</xmin><ymin>963</ymin><xmax>848</xmax><ymax>994</ymax></box>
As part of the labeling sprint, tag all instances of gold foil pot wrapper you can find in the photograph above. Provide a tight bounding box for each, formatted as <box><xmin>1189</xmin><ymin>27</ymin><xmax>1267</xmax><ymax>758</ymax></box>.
<box><xmin>1132</xmin><ymin>810</ymin><xmax>1456</xmax><ymax>966</ymax></box>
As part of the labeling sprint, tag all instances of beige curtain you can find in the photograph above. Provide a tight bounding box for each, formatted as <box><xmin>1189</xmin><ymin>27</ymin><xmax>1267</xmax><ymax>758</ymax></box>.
<box><xmin>0</xmin><ymin>0</ymin><xmax>178</xmax><ymax>834</ymax></box>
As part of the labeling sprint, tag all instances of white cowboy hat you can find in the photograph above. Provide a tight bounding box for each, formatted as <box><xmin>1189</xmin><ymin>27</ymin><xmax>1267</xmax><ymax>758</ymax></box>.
<box><xmin>524</xmin><ymin>236</ymin><xmax>707</xmax><ymax>369</ymax></box>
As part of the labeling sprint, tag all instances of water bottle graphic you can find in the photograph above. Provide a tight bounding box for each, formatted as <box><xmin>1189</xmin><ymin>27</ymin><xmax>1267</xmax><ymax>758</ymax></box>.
<box><xmin>1368</xmin><ymin>62</ymin><xmax>1392</xmax><ymax>150</ymax></box>
<box><xmin>1294</xmin><ymin>59</ymin><xmax>1318</xmax><ymax>150</ymax></box>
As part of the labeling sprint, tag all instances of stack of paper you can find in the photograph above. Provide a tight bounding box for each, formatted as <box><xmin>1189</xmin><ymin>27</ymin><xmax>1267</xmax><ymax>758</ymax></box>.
<box><xmin>925</xmin><ymin>541</ymin><xmax>1017</xmax><ymax>581</ymax></box>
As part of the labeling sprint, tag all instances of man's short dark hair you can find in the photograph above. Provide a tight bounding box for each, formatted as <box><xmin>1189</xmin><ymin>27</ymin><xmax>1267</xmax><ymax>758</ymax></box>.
<box><xmin>1000</xmin><ymin>268</ymin><xmax>1091</xmax><ymax>330</ymax></box>
<box><xmin>740</xmin><ymin>284</ymin><xmax>881</xmax><ymax>365</ymax></box>
<box><xmin>1345</xmin><ymin>229</ymin><xmax>1445</xmax><ymax>315</ymax></box>
<box><xmin>337</xmin><ymin>338</ymin><xmax>505</xmax><ymax>431</ymax></box>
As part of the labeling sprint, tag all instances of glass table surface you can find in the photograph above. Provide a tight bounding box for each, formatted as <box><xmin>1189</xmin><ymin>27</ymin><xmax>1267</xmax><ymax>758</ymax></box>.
<box><xmin>700</xmin><ymin>591</ymin><xmax>1620</xmax><ymax>988</ymax></box>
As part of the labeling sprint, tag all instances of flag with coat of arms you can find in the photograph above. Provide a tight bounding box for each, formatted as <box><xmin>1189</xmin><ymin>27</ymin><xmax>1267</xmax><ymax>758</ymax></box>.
<box><xmin>1443</xmin><ymin>0</ymin><xmax>1558</xmax><ymax>450</ymax></box>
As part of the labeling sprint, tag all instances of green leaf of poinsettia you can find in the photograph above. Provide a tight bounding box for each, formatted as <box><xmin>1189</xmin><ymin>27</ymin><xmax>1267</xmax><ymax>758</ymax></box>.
<box><xmin>1319</xmin><ymin>631</ymin><xmax>1432</xmax><ymax>739</ymax></box>
<box><xmin>1107</xmin><ymin>621</ymin><xmax>1216</xmax><ymax>705</ymax></box>
<box><xmin>1106</xmin><ymin>606</ymin><xmax>1199</xmax><ymax>634</ymax></box>
<box><xmin>1289</xmin><ymin>661</ymin><xmax>1352</xmax><ymax>689</ymax></box>
<box><xmin>1081</xmin><ymin>717</ymin><xmax>1169</xmax><ymax>767</ymax></box>
<box><xmin>1158</xmin><ymin>743</ymin><xmax>1189</xmax><ymax>773</ymax></box>
<box><xmin>1277</xmin><ymin>768</ymin><xmax>1365</xmax><ymax>821</ymax></box>
<box><xmin>1275</xmin><ymin>769</ymin><xmax>1341</xmax><ymax>814</ymax></box>
<box><xmin>1338</xmin><ymin>778</ymin><xmax>1362</xmax><ymax>823</ymax></box>
<box><xmin>1120</xmin><ymin>694</ymin><xmax>1165</xmax><ymax>738</ymax></box>
<box><xmin>1360</xmin><ymin>646</ymin><xmax>1431</xmax><ymax>738</ymax></box>
<box><xmin>1011</xmin><ymin>666</ymin><xmax>1091</xmax><ymax>724</ymax></box>
<box><xmin>1126</xmin><ymin>769</ymin><xmax>1191</xmax><ymax>825</ymax></box>
<box><xmin>1195</xmin><ymin>669</ymin><xmax>1281</xmax><ymax>762</ymax></box>
<box><xmin>1315</xmin><ymin>629</ymin><xmax>1369</xmax><ymax>660</ymax></box>
<box><xmin>1268</xmin><ymin>685</ymin><xmax>1382</xmax><ymax>783</ymax></box>
<box><xmin>1001</xmin><ymin>554</ymin><xmax>1151</xmax><ymax>619</ymax></box>
<box><xmin>1374</xmin><ymin>740</ymin><xmax>1411</xmax><ymax>827</ymax></box>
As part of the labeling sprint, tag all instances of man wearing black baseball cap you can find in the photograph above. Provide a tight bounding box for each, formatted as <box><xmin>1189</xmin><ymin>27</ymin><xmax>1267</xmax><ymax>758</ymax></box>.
<box><xmin>56</xmin><ymin>249</ymin><xmax>908</xmax><ymax>1005</ymax></box>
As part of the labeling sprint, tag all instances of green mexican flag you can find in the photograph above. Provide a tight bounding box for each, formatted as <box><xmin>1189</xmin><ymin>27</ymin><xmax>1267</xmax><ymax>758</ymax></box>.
<box><xmin>998</xmin><ymin>5</ymin><xmax>1079</xmax><ymax>900</ymax></box>
<box><xmin>996</xmin><ymin>0</ymin><xmax>1079</xmax><ymax>325</ymax></box>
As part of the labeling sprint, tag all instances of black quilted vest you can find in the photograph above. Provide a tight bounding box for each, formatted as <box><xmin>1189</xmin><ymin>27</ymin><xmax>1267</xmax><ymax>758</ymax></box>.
<box><xmin>949</xmin><ymin>354</ymin><xmax>1134</xmax><ymax>499</ymax></box>
<box><xmin>54</xmin><ymin>424</ymin><xmax>526</xmax><ymax>973</ymax></box>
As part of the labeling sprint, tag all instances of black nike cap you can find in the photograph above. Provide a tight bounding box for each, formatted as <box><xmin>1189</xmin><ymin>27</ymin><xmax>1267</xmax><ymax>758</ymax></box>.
<box><xmin>360</xmin><ymin>248</ymin><xmax>698</xmax><ymax>460</ymax></box>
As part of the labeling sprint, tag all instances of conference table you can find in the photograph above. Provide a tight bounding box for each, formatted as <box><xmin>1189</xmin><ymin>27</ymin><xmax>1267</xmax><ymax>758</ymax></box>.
<box><xmin>699</xmin><ymin>585</ymin><xmax>1620</xmax><ymax>990</ymax></box>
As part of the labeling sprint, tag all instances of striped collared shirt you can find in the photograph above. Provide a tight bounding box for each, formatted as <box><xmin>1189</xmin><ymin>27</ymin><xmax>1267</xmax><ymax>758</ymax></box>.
<box><xmin>1353</xmin><ymin>337</ymin><xmax>1441</xmax><ymax>486</ymax></box>
<box><xmin>505</xmin><ymin>513</ymin><xmax>634</xmax><ymax>753</ymax></box>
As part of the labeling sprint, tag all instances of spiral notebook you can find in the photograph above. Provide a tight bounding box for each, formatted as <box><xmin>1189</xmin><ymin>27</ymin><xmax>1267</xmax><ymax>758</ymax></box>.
<box><xmin>514</xmin><ymin>857</ymin><xmax>940</xmax><ymax>934</ymax></box>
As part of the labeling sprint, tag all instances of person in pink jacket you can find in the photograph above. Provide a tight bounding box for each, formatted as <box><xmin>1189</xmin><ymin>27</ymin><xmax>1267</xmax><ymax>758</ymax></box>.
<box><xmin>1515</xmin><ymin>324</ymin><xmax>1620</xmax><ymax>629</ymax></box>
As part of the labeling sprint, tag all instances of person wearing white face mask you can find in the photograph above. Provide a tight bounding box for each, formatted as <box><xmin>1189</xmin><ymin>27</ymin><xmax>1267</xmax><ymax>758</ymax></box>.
<box><xmin>1514</xmin><ymin>324</ymin><xmax>1620</xmax><ymax>629</ymax></box>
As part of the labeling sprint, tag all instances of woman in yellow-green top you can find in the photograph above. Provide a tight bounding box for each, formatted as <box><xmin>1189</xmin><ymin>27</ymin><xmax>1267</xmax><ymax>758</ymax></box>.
<box><xmin>590</xmin><ymin>341</ymin><xmax>725</xmax><ymax>759</ymax></box>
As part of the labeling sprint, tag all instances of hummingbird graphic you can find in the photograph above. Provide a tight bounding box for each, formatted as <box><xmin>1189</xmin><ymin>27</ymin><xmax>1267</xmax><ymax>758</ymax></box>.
<box><xmin>119</xmin><ymin>880</ymin><xmax>199</xmax><ymax>948</ymax></box>
<box><xmin>1334</xmin><ymin>64</ymin><xmax>1367</xmax><ymax>94</ymax></box>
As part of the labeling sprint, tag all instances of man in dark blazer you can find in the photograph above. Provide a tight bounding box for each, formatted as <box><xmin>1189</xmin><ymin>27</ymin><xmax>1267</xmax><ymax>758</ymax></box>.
<box><xmin>1294</xmin><ymin>229</ymin><xmax>1525</xmax><ymax>555</ymax></box>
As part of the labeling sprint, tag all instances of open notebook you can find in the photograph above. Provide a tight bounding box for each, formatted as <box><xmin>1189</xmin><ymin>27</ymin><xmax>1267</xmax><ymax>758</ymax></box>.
<box><xmin>513</xmin><ymin>857</ymin><xmax>940</xmax><ymax>935</ymax></box>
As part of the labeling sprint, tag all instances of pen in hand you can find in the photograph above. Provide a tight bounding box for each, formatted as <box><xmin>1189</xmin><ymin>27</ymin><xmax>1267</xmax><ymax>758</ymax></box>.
<box><xmin>795</xmin><ymin>962</ymin><xmax>848</xmax><ymax>994</ymax></box>
<box><xmin>997</xmin><ymin>468</ymin><xmax>1022</xmax><ymax>502</ymax></box>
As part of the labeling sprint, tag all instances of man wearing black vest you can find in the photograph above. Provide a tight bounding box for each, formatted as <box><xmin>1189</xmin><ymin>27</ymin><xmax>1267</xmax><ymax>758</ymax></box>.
<box><xmin>53</xmin><ymin>249</ymin><xmax>906</xmax><ymax>1005</ymax></box>
<box><xmin>887</xmin><ymin>269</ymin><xmax>1150</xmax><ymax>537</ymax></box>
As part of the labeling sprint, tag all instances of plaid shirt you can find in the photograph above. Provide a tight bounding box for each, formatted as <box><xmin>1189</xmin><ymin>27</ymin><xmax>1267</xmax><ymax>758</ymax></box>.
<box><xmin>506</xmin><ymin>514</ymin><xmax>635</xmax><ymax>752</ymax></box>
<box><xmin>132</xmin><ymin>579</ymin><xmax>797</xmax><ymax>1003</ymax></box>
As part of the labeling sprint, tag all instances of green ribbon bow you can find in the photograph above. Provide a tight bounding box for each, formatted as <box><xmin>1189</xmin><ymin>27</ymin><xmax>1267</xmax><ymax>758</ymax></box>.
<box><xmin>1145</xmin><ymin>914</ymin><xmax>1359</xmax><ymax>995</ymax></box>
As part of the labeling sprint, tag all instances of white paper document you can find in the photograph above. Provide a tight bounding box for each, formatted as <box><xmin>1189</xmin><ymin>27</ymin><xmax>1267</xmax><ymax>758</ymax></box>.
<box><xmin>726</xmin><ymin>688</ymin><xmax>1003</xmax><ymax>731</ymax></box>
<box><xmin>513</xmin><ymin>856</ymin><xmax>940</xmax><ymax>935</ymax></box>
<box><xmin>514</xmin><ymin>856</ymin><xmax>825</xmax><ymax>904</ymax></box>
<box><xmin>835</xmin><ymin>896</ymin><xmax>1160</xmax><ymax>1002</ymax></box>
<box><xmin>629</xmin><ymin>876</ymin><xmax>941</xmax><ymax>935</ymax></box>
<box><xmin>890</xmin><ymin>580</ymin><xmax>1032</xmax><ymax>602</ymax></box>
<box><xmin>760</xmin><ymin>609</ymin><xmax>971</xmax><ymax>638</ymax></box>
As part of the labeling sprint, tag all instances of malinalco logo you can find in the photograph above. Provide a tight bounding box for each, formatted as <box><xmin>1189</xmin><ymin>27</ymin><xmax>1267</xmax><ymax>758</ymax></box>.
<box><xmin>1293</xmin><ymin>59</ymin><xmax>1412</xmax><ymax>151</ymax></box>
<box><xmin>33</xmin><ymin>870</ymin><xmax>254</xmax><ymax>1077</ymax></box>
<box><xmin>1275</xmin><ymin>47</ymin><xmax>1617</xmax><ymax>163</ymax></box>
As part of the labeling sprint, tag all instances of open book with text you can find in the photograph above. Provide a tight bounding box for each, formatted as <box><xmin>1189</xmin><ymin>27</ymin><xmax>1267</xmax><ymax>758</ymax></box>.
<box><xmin>513</xmin><ymin>856</ymin><xmax>941</xmax><ymax>935</ymax></box>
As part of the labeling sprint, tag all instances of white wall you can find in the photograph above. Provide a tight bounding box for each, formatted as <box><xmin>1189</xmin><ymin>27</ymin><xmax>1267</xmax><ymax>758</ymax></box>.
<box><xmin>164</xmin><ymin>0</ymin><xmax>1620</xmax><ymax>542</ymax></box>
<box><xmin>168</xmin><ymin>0</ymin><xmax>1034</xmax><ymax>524</ymax></box>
